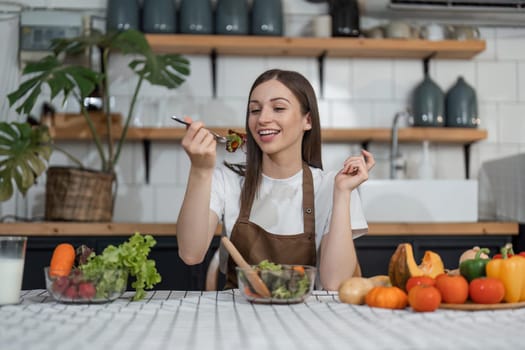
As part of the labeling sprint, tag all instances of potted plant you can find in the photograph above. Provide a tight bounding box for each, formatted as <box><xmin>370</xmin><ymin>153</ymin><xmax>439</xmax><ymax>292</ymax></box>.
<box><xmin>0</xmin><ymin>29</ymin><xmax>190</xmax><ymax>221</ymax></box>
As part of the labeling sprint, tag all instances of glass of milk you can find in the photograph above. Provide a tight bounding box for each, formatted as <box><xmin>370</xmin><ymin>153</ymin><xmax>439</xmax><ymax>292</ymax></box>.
<box><xmin>0</xmin><ymin>236</ymin><xmax>27</xmax><ymax>305</ymax></box>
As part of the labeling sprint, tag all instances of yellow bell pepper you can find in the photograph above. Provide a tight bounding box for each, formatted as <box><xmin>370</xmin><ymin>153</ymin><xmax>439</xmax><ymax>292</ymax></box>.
<box><xmin>486</xmin><ymin>246</ymin><xmax>525</xmax><ymax>303</ymax></box>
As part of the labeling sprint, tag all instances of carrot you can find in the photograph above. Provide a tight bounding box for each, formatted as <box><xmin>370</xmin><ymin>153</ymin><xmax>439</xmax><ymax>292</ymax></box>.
<box><xmin>49</xmin><ymin>243</ymin><xmax>76</xmax><ymax>277</ymax></box>
<box><xmin>244</xmin><ymin>286</ymin><xmax>262</xmax><ymax>299</ymax></box>
<box><xmin>292</xmin><ymin>265</ymin><xmax>305</xmax><ymax>275</ymax></box>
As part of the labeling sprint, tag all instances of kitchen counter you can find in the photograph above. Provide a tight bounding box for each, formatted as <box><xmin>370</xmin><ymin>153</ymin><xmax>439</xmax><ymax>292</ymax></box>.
<box><xmin>0</xmin><ymin>221</ymin><xmax>518</xmax><ymax>236</ymax></box>
<box><xmin>1</xmin><ymin>289</ymin><xmax>523</xmax><ymax>350</ymax></box>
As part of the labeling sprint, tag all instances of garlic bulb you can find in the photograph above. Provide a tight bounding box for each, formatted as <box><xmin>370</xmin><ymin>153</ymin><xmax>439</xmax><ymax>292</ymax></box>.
<box><xmin>459</xmin><ymin>246</ymin><xmax>489</xmax><ymax>265</ymax></box>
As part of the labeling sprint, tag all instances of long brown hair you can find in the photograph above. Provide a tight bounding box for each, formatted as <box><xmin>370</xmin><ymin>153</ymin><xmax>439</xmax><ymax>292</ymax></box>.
<box><xmin>239</xmin><ymin>69</ymin><xmax>323</xmax><ymax>210</ymax></box>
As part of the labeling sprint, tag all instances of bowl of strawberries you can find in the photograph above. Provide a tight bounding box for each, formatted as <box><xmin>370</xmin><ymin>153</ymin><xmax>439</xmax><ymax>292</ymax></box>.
<box><xmin>44</xmin><ymin>266</ymin><xmax>128</xmax><ymax>303</ymax></box>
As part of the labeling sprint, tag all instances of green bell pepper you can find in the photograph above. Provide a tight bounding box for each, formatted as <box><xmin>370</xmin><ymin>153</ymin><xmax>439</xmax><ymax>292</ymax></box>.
<box><xmin>459</xmin><ymin>248</ymin><xmax>491</xmax><ymax>282</ymax></box>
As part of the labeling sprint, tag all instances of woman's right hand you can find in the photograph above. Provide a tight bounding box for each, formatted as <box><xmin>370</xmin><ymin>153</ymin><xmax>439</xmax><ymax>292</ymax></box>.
<box><xmin>180</xmin><ymin>116</ymin><xmax>217</xmax><ymax>170</ymax></box>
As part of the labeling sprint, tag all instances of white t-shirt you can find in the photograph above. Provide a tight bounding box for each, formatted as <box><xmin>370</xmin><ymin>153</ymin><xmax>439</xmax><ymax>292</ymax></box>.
<box><xmin>210</xmin><ymin>163</ymin><xmax>368</xmax><ymax>250</ymax></box>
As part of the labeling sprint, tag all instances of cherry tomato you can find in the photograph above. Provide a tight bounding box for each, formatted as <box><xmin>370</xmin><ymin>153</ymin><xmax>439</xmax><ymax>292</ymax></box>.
<box><xmin>469</xmin><ymin>277</ymin><xmax>505</xmax><ymax>304</ymax></box>
<box><xmin>405</xmin><ymin>276</ymin><xmax>436</xmax><ymax>292</ymax></box>
<box><xmin>408</xmin><ymin>285</ymin><xmax>442</xmax><ymax>312</ymax></box>
<box><xmin>435</xmin><ymin>274</ymin><xmax>469</xmax><ymax>304</ymax></box>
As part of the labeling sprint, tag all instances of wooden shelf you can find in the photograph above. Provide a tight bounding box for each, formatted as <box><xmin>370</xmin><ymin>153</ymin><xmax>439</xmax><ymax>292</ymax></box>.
<box><xmin>0</xmin><ymin>222</ymin><xmax>517</xmax><ymax>237</ymax></box>
<box><xmin>145</xmin><ymin>34</ymin><xmax>486</xmax><ymax>60</ymax></box>
<box><xmin>52</xmin><ymin>126</ymin><xmax>488</xmax><ymax>144</ymax></box>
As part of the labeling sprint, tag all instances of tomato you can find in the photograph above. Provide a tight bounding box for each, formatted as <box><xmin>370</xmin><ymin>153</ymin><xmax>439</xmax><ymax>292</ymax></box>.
<box><xmin>405</xmin><ymin>276</ymin><xmax>436</xmax><ymax>292</ymax></box>
<box><xmin>435</xmin><ymin>274</ymin><xmax>469</xmax><ymax>304</ymax></box>
<box><xmin>469</xmin><ymin>277</ymin><xmax>505</xmax><ymax>304</ymax></box>
<box><xmin>408</xmin><ymin>285</ymin><xmax>442</xmax><ymax>312</ymax></box>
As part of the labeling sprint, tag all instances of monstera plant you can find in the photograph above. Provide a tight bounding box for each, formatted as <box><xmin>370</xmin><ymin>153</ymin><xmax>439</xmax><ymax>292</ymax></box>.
<box><xmin>0</xmin><ymin>121</ymin><xmax>52</xmax><ymax>201</ymax></box>
<box><xmin>1</xmin><ymin>29</ymin><xmax>190</xmax><ymax>220</ymax></box>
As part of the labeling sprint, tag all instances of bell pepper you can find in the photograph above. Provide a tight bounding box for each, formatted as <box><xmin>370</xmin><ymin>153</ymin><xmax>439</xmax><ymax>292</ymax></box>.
<box><xmin>459</xmin><ymin>248</ymin><xmax>490</xmax><ymax>282</ymax></box>
<box><xmin>492</xmin><ymin>243</ymin><xmax>525</xmax><ymax>259</ymax></box>
<box><xmin>486</xmin><ymin>245</ymin><xmax>525</xmax><ymax>303</ymax></box>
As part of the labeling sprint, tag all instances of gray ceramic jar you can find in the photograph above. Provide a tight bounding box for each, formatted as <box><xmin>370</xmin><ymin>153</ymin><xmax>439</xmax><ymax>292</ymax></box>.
<box><xmin>215</xmin><ymin>0</ymin><xmax>249</xmax><ymax>35</ymax></box>
<box><xmin>179</xmin><ymin>0</ymin><xmax>213</xmax><ymax>34</ymax></box>
<box><xmin>412</xmin><ymin>74</ymin><xmax>445</xmax><ymax>127</ymax></box>
<box><xmin>142</xmin><ymin>0</ymin><xmax>176</xmax><ymax>33</ymax></box>
<box><xmin>251</xmin><ymin>0</ymin><xmax>283</xmax><ymax>36</ymax></box>
<box><xmin>106</xmin><ymin>0</ymin><xmax>140</xmax><ymax>32</ymax></box>
<box><xmin>445</xmin><ymin>77</ymin><xmax>479</xmax><ymax>128</ymax></box>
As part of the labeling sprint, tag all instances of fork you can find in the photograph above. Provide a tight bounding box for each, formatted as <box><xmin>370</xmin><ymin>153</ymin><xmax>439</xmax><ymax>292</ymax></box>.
<box><xmin>171</xmin><ymin>116</ymin><xmax>228</xmax><ymax>144</ymax></box>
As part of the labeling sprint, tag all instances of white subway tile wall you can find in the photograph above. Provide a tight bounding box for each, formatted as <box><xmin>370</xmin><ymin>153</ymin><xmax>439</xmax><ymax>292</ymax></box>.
<box><xmin>477</xmin><ymin>61</ymin><xmax>518</xmax><ymax>102</ymax></box>
<box><xmin>1</xmin><ymin>0</ymin><xmax>524</xmax><ymax>221</ymax></box>
<box><xmin>393</xmin><ymin>59</ymin><xmax>424</xmax><ymax>103</ymax></box>
<box><xmin>518</xmin><ymin>62</ymin><xmax>525</xmax><ymax>101</ymax></box>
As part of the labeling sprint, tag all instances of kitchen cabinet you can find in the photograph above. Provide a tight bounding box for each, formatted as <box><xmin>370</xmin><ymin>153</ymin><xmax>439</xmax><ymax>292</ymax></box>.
<box><xmin>3</xmin><ymin>221</ymin><xmax>517</xmax><ymax>290</ymax></box>
<box><xmin>19</xmin><ymin>234</ymin><xmax>516</xmax><ymax>290</ymax></box>
<box><xmin>22</xmin><ymin>235</ymin><xmax>220</xmax><ymax>291</ymax></box>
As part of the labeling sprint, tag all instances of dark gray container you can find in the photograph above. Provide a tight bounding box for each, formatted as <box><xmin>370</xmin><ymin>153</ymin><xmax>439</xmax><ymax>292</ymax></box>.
<box><xmin>251</xmin><ymin>0</ymin><xmax>283</xmax><ymax>36</ymax></box>
<box><xmin>215</xmin><ymin>0</ymin><xmax>249</xmax><ymax>35</ymax></box>
<box><xmin>330</xmin><ymin>0</ymin><xmax>360</xmax><ymax>37</ymax></box>
<box><xmin>142</xmin><ymin>0</ymin><xmax>176</xmax><ymax>33</ymax></box>
<box><xmin>445</xmin><ymin>77</ymin><xmax>479</xmax><ymax>128</ymax></box>
<box><xmin>106</xmin><ymin>0</ymin><xmax>140</xmax><ymax>32</ymax></box>
<box><xmin>179</xmin><ymin>0</ymin><xmax>213</xmax><ymax>34</ymax></box>
<box><xmin>412</xmin><ymin>74</ymin><xmax>445</xmax><ymax>127</ymax></box>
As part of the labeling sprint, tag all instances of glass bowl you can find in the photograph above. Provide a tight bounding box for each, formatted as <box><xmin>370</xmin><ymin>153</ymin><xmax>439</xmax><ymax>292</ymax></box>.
<box><xmin>44</xmin><ymin>267</ymin><xmax>128</xmax><ymax>303</ymax></box>
<box><xmin>236</xmin><ymin>264</ymin><xmax>316</xmax><ymax>304</ymax></box>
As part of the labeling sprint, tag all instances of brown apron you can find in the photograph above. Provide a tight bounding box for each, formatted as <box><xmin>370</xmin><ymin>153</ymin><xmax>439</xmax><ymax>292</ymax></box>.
<box><xmin>224</xmin><ymin>162</ymin><xmax>317</xmax><ymax>289</ymax></box>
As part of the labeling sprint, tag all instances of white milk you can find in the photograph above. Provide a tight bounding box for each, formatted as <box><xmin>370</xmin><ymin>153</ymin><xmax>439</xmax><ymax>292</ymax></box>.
<box><xmin>0</xmin><ymin>257</ymin><xmax>25</xmax><ymax>304</ymax></box>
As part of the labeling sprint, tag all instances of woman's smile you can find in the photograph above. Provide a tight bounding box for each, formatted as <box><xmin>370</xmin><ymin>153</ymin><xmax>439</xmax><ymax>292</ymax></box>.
<box><xmin>257</xmin><ymin>128</ymin><xmax>281</xmax><ymax>142</ymax></box>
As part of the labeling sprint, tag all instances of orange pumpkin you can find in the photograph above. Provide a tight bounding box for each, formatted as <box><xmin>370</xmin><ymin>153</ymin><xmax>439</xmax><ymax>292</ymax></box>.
<box><xmin>388</xmin><ymin>243</ymin><xmax>445</xmax><ymax>291</ymax></box>
<box><xmin>365</xmin><ymin>286</ymin><xmax>408</xmax><ymax>310</ymax></box>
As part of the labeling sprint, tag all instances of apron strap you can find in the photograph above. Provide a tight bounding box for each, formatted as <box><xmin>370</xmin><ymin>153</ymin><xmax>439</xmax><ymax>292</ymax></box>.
<box><xmin>302</xmin><ymin>162</ymin><xmax>315</xmax><ymax>235</ymax></box>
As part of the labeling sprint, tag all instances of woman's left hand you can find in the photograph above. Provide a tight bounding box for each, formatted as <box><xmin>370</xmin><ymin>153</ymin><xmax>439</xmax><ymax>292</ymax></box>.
<box><xmin>335</xmin><ymin>149</ymin><xmax>375</xmax><ymax>192</ymax></box>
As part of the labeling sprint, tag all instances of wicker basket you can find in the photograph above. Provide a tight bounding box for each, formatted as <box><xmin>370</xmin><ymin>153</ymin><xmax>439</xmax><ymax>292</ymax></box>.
<box><xmin>45</xmin><ymin>167</ymin><xmax>116</xmax><ymax>222</ymax></box>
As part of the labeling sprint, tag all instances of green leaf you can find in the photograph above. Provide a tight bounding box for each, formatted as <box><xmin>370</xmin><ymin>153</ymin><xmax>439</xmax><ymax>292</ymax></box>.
<box><xmin>80</xmin><ymin>232</ymin><xmax>161</xmax><ymax>301</ymax></box>
<box><xmin>21</xmin><ymin>55</ymin><xmax>60</xmax><ymax>74</ymax></box>
<box><xmin>26</xmin><ymin>153</ymin><xmax>48</xmax><ymax>175</ymax></box>
<box><xmin>0</xmin><ymin>122</ymin><xmax>52</xmax><ymax>201</ymax></box>
<box><xmin>7</xmin><ymin>75</ymin><xmax>42</xmax><ymax>107</ymax></box>
<box><xmin>47</xmin><ymin>71</ymin><xmax>69</xmax><ymax>99</ymax></box>
<box><xmin>129</xmin><ymin>53</ymin><xmax>190</xmax><ymax>90</ymax></box>
<box><xmin>8</xmin><ymin>54</ymin><xmax>102</xmax><ymax>117</ymax></box>
<box><xmin>67</xmin><ymin>66</ymin><xmax>102</xmax><ymax>99</ymax></box>
<box><xmin>0</xmin><ymin>174</ymin><xmax>14</xmax><ymax>202</ymax></box>
<box><xmin>112</xmin><ymin>29</ymin><xmax>151</xmax><ymax>55</ymax></box>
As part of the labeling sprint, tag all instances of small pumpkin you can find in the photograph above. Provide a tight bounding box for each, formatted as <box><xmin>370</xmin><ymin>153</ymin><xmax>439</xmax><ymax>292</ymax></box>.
<box><xmin>365</xmin><ymin>286</ymin><xmax>408</xmax><ymax>310</ymax></box>
<box><xmin>388</xmin><ymin>243</ymin><xmax>445</xmax><ymax>291</ymax></box>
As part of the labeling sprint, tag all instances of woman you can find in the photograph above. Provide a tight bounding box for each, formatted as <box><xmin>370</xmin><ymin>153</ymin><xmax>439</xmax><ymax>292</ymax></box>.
<box><xmin>176</xmin><ymin>69</ymin><xmax>374</xmax><ymax>290</ymax></box>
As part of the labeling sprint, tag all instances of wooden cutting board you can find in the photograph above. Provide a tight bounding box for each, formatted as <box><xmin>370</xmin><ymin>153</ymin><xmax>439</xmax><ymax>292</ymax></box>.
<box><xmin>440</xmin><ymin>300</ymin><xmax>525</xmax><ymax>311</ymax></box>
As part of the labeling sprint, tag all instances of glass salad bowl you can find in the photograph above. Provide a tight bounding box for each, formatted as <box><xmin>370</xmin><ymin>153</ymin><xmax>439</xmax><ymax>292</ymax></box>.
<box><xmin>236</xmin><ymin>262</ymin><xmax>316</xmax><ymax>304</ymax></box>
<box><xmin>44</xmin><ymin>267</ymin><xmax>128</xmax><ymax>303</ymax></box>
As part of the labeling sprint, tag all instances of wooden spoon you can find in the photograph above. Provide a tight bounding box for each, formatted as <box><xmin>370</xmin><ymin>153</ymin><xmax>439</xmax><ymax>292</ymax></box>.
<box><xmin>221</xmin><ymin>236</ymin><xmax>271</xmax><ymax>298</ymax></box>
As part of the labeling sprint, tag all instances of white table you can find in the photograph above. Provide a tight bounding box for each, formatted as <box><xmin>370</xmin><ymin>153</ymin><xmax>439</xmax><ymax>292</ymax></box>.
<box><xmin>1</xmin><ymin>290</ymin><xmax>524</xmax><ymax>350</ymax></box>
